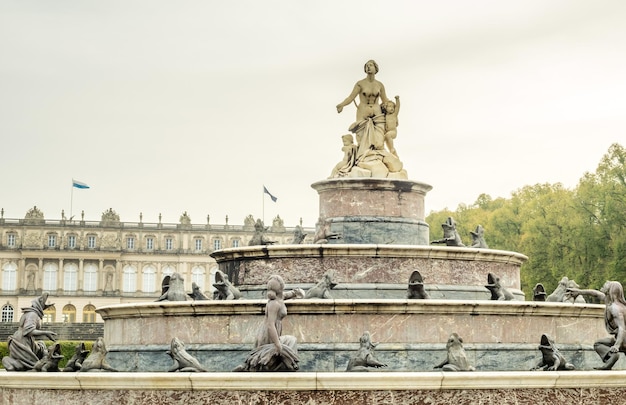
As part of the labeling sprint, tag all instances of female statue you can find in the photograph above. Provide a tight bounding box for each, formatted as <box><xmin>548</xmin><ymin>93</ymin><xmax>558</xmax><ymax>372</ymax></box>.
<box><xmin>234</xmin><ymin>275</ymin><xmax>304</xmax><ymax>371</ymax></box>
<box><xmin>568</xmin><ymin>280</ymin><xmax>626</xmax><ymax>369</ymax></box>
<box><xmin>2</xmin><ymin>293</ymin><xmax>57</xmax><ymax>371</ymax></box>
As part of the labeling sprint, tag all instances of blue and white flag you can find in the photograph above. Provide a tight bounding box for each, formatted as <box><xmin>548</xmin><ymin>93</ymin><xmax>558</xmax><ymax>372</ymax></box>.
<box><xmin>263</xmin><ymin>186</ymin><xmax>277</xmax><ymax>202</ymax></box>
<box><xmin>72</xmin><ymin>179</ymin><xmax>90</xmax><ymax>189</ymax></box>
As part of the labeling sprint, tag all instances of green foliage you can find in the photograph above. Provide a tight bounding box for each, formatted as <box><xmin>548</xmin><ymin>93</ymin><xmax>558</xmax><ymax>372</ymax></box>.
<box><xmin>426</xmin><ymin>143</ymin><xmax>626</xmax><ymax>298</ymax></box>
<box><xmin>0</xmin><ymin>340</ymin><xmax>93</xmax><ymax>370</ymax></box>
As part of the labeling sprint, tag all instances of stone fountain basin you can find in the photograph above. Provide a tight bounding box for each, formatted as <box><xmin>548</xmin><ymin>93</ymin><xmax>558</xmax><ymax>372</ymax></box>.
<box><xmin>97</xmin><ymin>299</ymin><xmax>610</xmax><ymax>372</ymax></box>
<box><xmin>211</xmin><ymin>244</ymin><xmax>528</xmax><ymax>300</ymax></box>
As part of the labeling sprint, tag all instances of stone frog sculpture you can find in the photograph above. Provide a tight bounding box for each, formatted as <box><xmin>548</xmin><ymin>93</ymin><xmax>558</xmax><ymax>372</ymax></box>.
<box><xmin>63</xmin><ymin>342</ymin><xmax>90</xmax><ymax>372</ymax></box>
<box><xmin>533</xmin><ymin>283</ymin><xmax>547</xmax><ymax>301</ymax></box>
<box><xmin>213</xmin><ymin>270</ymin><xmax>242</xmax><ymax>300</ymax></box>
<box><xmin>548</xmin><ymin>277</ymin><xmax>586</xmax><ymax>303</ymax></box>
<box><xmin>346</xmin><ymin>331</ymin><xmax>388</xmax><ymax>372</ymax></box>
<box><xmin>157</xmin><ymin>272</ymin><xmax>188</xmax><ymax>302</ymax></box>
<box><xmin>407</xmin><ymin>270</ymin><xmax>430</xmax><ymax>299</ymax></box>
<box><xmin>167</xmin><ymin>337</ymin><xmax>207</xmax><ymax>372</ymax></box>
<box><xmin>80</xmin><ymin>337</ymin><xmax>117</xmax><ymax>372</ymax></box>
<box><xmin>305</xmin><ymin>272</ymin><xmax>337</xmax><ymax>299</ymax></box>
<box><xmin>531</xmin><ymin>334</ymin><xmax>575</xmax><ymax>371</ymax></box>
<box><xmin>188</xmin><ymin>282</ymin><xmax>210</xmax><ymax>301</ymax></box>
<box><xmin>434</xmin><ymin>333</ymin><xmax>475</xmax><ymax>371</ymax></box>
<box><xmin>469</xmin><ymin>225</ymin><xmax>489</xmax><ymax>248</ymax></box>
<box><xmin>248</xmin><ymin>219</ymin><xmax>277</xmax><ymax>246</ymax></box>
<box><xmin>33</xmin><ymin>342</ymin><xmax>64</xmax><ymax>372</ymax></box>
<box><xmin>431</xmin><ymin>217</ymin><xmax>464</xmax><ymax>247</ymax></box>
<box><xmin>485</xmin><ymin>273</ymin><xmax>515</xmax><ymax>301</ymax></box>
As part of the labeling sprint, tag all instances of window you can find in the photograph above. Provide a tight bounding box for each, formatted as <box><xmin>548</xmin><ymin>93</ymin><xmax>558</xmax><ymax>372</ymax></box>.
<box><xmin>2</xmin><ymin>262</ymin><xmax>17</xmax><ymax>291</ymax></box>
<box><xmin>191</xmin><ymin>266</ymin><xmax>205</xmax><ymax>291</ymax></box>
<box><xmin>62</xmin><ymin>304</ymin><xmax>76</xmax><ymax>323</ymax></box>
<box><xmin>43</xmin><ymin>262</ymin><xmax>58</xmax><ymax>291</ymax></box>
<box><xmin>195</xmin><ymin>239</ymin><xmax>203</xmax><ymax>251</ymax></box>
<box><xmin>232</xmin><ymin>239</ymin><xmax>240</xmax><ymax>248</ymax></box>
<box><xmin>63</xmin><ymin>263</ymin><xmax>78</xmax><ymax>292</ymax></box>
<box><xmin>213</xmin><ymin>239</ymin><xmax>222</xmax><ymax>250</ymax></box>
<box><xmin>83</xmin><ymin>263</ymin><xmax>97</xmax><ymax>292</ymax></box>
<box><xmin>127</xmin><ymin>237</ymin><xmax>135</xmax><ymax>250</ymax></box>
<box><xmin>7</xmin><ymin>233</ymin><xmax>16</xmax><ymax>247</ymax></box>
<box><xmin>142</xmin><ymin>265</ymin><xmax>156</xmax><ymax>293</ymax></box>
<box><xmin>47</xmin><ymin>234</ymin><xmax>56</xmax><ymax>248</ymax></box>
<box><xmin>87</xmin><ymin>235</ymin><xmax>96</xmax><ymax>249</ymax></box>
<box><xmin>43</xmin><ymin>306</ymin><xmax>56</xmax><ymax>323</ymax></box>
<box><xmin>162</xmin><ymin>265</ymin><xmax>175</xmax><ymax>278</ymax></box>
<box><xmin>165</xmin><ymin>238</ymin><xmax>173</xmax><ymax>250</ymax></box>
<box><xmin>122</xmin><ymin>265</ymin><xmax>137</xmax><ymax>292</ymax></box>
<box><xmin>146</xmin><ymin>237</ymin><xmax>154</xmax><ymax>250</ymax></box>
<box><xmin>83</xmin><ymin>304</ymin><xmax>96</xmax><ymax>323</ymax></box>
<box><xmin>67</xmin><ymin>235</ymin><xmax>76</xmax><ymax>249</ymax></box>
<box><xmin>1</xmin><ymin>304</ymin><xmax>14</xmax><ymax>322</ymax></box>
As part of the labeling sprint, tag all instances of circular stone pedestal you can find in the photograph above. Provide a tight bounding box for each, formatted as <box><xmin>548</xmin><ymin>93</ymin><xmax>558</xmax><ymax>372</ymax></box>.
<box><xmin>311</xmin><ymin>178</ymin><xmax>432</xmax><ymax>245</ymax></box>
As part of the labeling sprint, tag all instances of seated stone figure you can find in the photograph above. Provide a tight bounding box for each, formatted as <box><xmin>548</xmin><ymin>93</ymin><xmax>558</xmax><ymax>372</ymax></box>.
<box><xmin>2</xmin><ymin>293</ymin><xmax>57</xmax><ymax>371</ymax></box>
<box><xmin>234</xmin><ymin>275</ymin><xmax>304</xmax><ymax>372</ymax></box>
<box><xmin>567</xmin><ymin>281</ymin><xmax>626</xmax><ymax>370</ymax></box>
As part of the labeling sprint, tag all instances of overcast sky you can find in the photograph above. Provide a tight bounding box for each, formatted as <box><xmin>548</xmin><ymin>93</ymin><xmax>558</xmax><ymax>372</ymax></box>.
<box><xmin>1</xmin><ymin>1</ymin><xmax>625</xmax><ymax>227</ymax></box>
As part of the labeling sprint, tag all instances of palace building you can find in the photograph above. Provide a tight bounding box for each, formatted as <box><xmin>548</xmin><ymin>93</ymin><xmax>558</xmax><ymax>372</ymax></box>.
<box><xmin>0</xmin><ymin>206</ymin><xmax>310</xmax><ymax>324</ymax></box>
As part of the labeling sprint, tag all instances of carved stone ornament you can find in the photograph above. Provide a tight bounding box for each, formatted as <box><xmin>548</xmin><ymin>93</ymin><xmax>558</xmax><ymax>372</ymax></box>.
<box><xmin>24</xmin><ymin>206</ymin><xmax>44</xmax><ymax>225</ymax></box>
<box><xmin>100</xmin><ymin>208</ymin><xmax>120</xmax><ymax>225</ymax></box>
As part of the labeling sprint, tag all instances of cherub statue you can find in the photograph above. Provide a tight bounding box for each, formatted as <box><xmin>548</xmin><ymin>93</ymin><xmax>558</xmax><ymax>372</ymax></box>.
<box><xmin>381</xmin><ymin>95</ymin><xmax>400</xmax><ymax>157</ymax></box>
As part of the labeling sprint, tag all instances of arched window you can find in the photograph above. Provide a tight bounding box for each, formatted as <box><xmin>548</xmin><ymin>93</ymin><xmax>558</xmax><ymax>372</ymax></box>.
<box><xmin>83</xmin><ymin>263</ymin><xmax>98</xmax><ymax>292</ymax></box>
<box><xmin>63</xmin><ymin>262</ymin><xmax>78</xmax><ymax>292</ymax></box>
<box><xmin>43</xmin><ymin>306</ymin><xmax>56</xmax><ymax>323</ymax></box>
<box><xmin>191</xmin><ymin>266</ymin><xmax>205</xmax><ymax>291</ymax></box>
<box><xmin>83</xmin><ymin>304</ymin><xmax>97</xmax><ymax>323</ymax></box>
<box><xmin>1</xmin><ymin>304</ymin><xmax>14</xmax><ymax>322</ymax></box>
<box><xmin>2</xmin><ymin>262</ymin><xmax>17</xmax><ymax>291</ymax></box>
<box><xmin>43</xmin><ymin>262</ymin><xmax>58</xmax><ymax>291</ymax></box>
<box><xmin>122</xmin><ymin>265</ymin><xmax>137</xmax><ymax>292</ymax></box>
<box><xmin>142</xmin><ymin>265</ymin><xmax>156</xmax><ymax>293</ymax></box>
<box><xmin>162</xmin><ymin>265</ymin><xmax>175</xmax><ymax>278</ymax></box>
<box><xmin>62</xmin><ymin>304</ymin><xmax>76</xmax><ymax>323</ymax></box>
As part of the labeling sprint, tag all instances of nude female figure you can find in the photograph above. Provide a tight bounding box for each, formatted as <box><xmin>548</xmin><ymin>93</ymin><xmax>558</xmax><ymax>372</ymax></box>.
<box><xmin>336</xmin><ymin>60</ymin><xmax>390</xmax><ymax>122</ymax></box>
<box><xmin>568</xmin><ymin>281</ymin><xmax>626</xmax><ymax>369</ymax></box>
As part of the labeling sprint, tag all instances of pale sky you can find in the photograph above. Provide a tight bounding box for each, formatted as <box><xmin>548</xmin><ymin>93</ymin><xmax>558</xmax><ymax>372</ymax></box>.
<box><xmin>1</xmin><ymin>1</ymin><xmax>625</xmax><ymax>227</ymax></box>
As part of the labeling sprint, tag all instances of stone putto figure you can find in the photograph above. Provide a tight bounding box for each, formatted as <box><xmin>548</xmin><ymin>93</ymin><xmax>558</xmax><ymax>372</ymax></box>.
<box><xmin>431</xmin><ymin>217</ymin><xmax>464</xmax><ymax>247</ymax></box>
<box><xmin>233</xmin><ymin>275</ymin><xmax>304</xmax><ymax>372</ymax></box>
<box><xmin>346</xmin><ymin>331</ymin><xmax>387</xmax><ymax>372</ymax></box>
<box><xmin>531</xmin><ymin>334</ymin><xmax>575</xmax><ymax>371</ymax></box>
<box><xmin>2</xmin><ymin>293</ymin><xmax>57</xmax><ymax>371</ymax></box>
<box><xmin>567</xmin><ymin>281</ymin><xmax>626</xmax><ymax>370</ymax></box>
<box><xmin>334</xmin><ymin>60</ymin><xmax>406</xmax><ymax>179</ymax></box>
<box><xmin>434</xmin><ymin>333</ymin><xmax>475</xmax><ymax>372</ymax></box>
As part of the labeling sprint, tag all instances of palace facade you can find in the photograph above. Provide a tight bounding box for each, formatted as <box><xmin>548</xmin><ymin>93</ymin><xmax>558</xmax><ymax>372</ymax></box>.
<box><xmin>0</xmin><ymin>207</ymin><xmax>310</xmax><ymax>324</ymax></box>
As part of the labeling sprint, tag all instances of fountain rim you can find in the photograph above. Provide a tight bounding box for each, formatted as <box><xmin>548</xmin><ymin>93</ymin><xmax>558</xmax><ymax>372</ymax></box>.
<box><xmin>210</xmin><ymin>244</ymin><xmax>528</xmax><ymax>265</ymax></box>
<box><xmin>96</xmin><ymin>298</ymin><xmax>603</xmax><ymax>320</ymax></box>
<box><xmin>311</xmin><ymin>178</ymin><xmax>433</xmax><ymax>193</ymax></box>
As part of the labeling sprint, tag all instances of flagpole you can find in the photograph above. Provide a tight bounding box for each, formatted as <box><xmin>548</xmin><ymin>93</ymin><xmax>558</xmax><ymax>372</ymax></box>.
<box><xmin>70</xmin><ymin>181</ymin><xmax>74</xmax><ymax>221</ymax></box>
<box><xmin>262</xmin><ymin>185</ymin><xmax>265</xmax><ymax>225</ymax></box>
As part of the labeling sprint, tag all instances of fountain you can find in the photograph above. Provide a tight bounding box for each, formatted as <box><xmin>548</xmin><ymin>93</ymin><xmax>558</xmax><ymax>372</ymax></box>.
<box><xmin>2</xmin><ymin>60</ymin><xmax>625</xmax><ymax>403</ymax></box>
